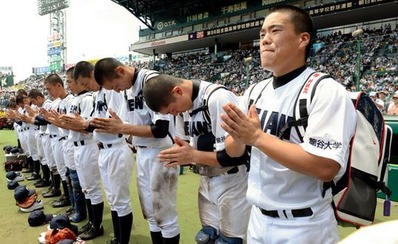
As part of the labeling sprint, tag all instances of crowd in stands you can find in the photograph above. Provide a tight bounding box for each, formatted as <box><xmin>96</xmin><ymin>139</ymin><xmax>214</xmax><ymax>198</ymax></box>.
<box><xmin>1</xmin><ymin>24</ymin><xmax>397</xmax><ymax>113</ymax></box>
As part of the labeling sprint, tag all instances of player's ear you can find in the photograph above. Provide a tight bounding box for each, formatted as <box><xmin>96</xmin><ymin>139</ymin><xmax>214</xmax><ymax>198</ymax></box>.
<box><xmin>171</xmin><ymin>86</ymin><xmax>183</xmax><ymax>96</ymax></box>
<box><xmin>115</xmin><ymin>66</ymin><xmax>124</xmax><ymax>76</ymax></box>
<box><xmin>299</xmin><ymin>32</ymin><xmax>310</xmax><ymax>49</ymax></box>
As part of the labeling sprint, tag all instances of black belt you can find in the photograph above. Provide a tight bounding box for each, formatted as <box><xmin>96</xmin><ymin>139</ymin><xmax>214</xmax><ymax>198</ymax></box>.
<box><xmin>49</xmin><ymin>135</ymin><xmax>57</xmax><ymax>138</ymax></box>
<box><xmin>226</xmin><ymin>166</ymin><xmax>239</xmax><ymax>175</ymax></box>
<box><xmin>136</xmin><ymin>146</ymin><xmax>147</xmax><ymax>148</ymax></box>
<box><xmin>59</xmin><ymin>137</ymin><xmax>67</xmax><ymax>141</ymax></box>
<box><xmin>259</xmin><ymin>207</ymin><xmax>313</xmax><ymax>218</ymax></box>
<box><xmin>98</xmin><ymin>142</ymin><xmax>113</xmax><ymax>150</ymax></box>
<box><xmin>73</xmin><ymin>140</ymin><xmax>86</xmax><ymax>147</ymax></box>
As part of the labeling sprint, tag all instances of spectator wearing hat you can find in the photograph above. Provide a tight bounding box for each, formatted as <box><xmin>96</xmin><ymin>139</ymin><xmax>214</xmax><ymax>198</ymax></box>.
<box><xmin>387</xmin><ymin>92</ymin><xmax>398</xmax><ymax>115</ymax></box>
<box><xmin>378</xmin><ymin>90</ymin><xmax>390</xmax><ymax>114</ymax></box>
<box><xmin>369</xmin><ymin>91</ymin><xmax>384</xmax><ymax>112</ymax></box>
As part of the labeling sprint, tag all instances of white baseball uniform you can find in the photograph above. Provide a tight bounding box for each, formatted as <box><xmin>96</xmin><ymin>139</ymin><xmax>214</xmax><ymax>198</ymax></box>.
<box><xmin>58</xmin><ymin>94</ymin><xmax>76</xmax><ymax>171</ymax></box>
<box><xmin>68</xmin><ymin>91</ymin><xmax>103</xmax><ymax>205</ymax></box>
<box><xmin>241</xmin><ymin>67</ymin><xmax>356</xmax><ymax>243</ymax></box>
<box><xmin>125</xmin><ymin>69</ymin><xmax>180</xmax><ymax>238</ymax></box>
<box><xmin>18</xmin><ymin>106</ymin><xmax>30</xmax><ymax>157</ymax></box>
<box><xmin>37</xmin><ymin>99</ymin><xmax>52</xmax><ymax>167</ymax></box>
<box><xmin>24</xmin><ymin>104</ymin><xmax>40</xmax><ymax>162</ymax></box>
<box><xmin>178</xmin><ymin>80</ymin><xmax>251</xmax><ymax>241</ymax></box>
<box><xmin>93</xmin><ymin>88</ymin><xmax>134</xmax><ymax>217</ymax></box>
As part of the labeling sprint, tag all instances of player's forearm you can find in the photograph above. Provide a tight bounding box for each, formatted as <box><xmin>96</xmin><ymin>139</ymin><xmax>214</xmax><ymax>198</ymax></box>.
<box><xmin>224</xmin><ymin>135</ymin><xmax>246</xmax><ymax>157</ymax></box>
<box><xmin>191</xmin><ymin>150</ymin><xmax>221</xmax><ymax>167</ymax></box>
<box><xmin>254</xmin><ymin>133</ymin><xmax>339</xmax><ymax>181</ymax></box>
<box><xmin>120</xmin><ymin>124</ymin><xmax>155</xmax><ymax>137</ymax></box>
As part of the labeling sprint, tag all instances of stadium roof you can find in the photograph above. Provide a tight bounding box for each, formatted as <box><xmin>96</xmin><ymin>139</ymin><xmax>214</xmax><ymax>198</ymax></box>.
<box><xmin>112</xmin><ymin>0</ymin><xmax>398</xmax><ymax>55</ymax></box>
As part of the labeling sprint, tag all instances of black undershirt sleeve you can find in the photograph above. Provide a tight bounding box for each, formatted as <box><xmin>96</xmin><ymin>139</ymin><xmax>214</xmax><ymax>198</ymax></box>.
<box><xmin>216</xmin><ymin>149</ymin><xmax>249</xmax><ymax>167</ymax></box>
<box><xmin>151</xmin><ymin>120</ymin><xmax>169</xmax><ymax>138</ymax></box>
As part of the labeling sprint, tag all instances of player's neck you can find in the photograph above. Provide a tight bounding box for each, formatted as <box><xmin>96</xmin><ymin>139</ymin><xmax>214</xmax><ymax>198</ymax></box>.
<box><xmin>272</xmin><ymin>65</ymin><xmax>307</xmax><ymax>89</ymax></box>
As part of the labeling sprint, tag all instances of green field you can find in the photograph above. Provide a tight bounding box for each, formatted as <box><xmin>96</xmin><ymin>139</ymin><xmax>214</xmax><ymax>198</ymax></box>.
<box><xmin>0</xmin><ymin>129</ymin><xmax>396</xmax><ymax>243</ymax></box>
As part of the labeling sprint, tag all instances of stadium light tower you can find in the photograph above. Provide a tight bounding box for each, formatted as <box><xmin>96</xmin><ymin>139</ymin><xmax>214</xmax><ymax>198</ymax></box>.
<box><xmin>352</xmin><ymin>29</ymin><xmax>364</xmax><ymax>91</ymax></box>
<box><xmin>37</xmin><ymin>0</ymin><xmax>70</xmax><ymax>73</ymax></box>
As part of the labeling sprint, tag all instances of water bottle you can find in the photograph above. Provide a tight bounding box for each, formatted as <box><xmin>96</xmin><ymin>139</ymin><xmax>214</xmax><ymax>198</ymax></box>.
<box><xmin>383</xmin><ymin>197</ymin><xmax>391</xmax><ymax>216</ymax></box>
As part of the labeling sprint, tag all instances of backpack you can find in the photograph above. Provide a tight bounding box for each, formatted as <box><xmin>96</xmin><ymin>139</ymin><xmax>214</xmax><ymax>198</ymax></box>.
<box><xmin>247</xmin><ymin>72</ymin><xmax>392</xmax><ymax>228</ymax></box>
<box><xmin>281</xmin><ymin>72</ymin><xmax>392</xmax><ymax>228</ymax></box>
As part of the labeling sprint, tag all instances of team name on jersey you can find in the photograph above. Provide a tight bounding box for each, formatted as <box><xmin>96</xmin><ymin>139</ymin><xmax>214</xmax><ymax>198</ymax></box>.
<box><xmin>69</xmin><ymin>105</ymin><xmax>78</xmax><ymax>113</ymax></box>
<box><xmin>184</xmin><ymin>121</ymin><xmax>210</xmax><ymax>137</ymax></box>
<box><xmin>184</xmin><ymin>121</ymin><xmax>225</xmax><ymax>144</ymax></box>
<box><xmin>59</xmin><ymin>107</ymin><xmax>67</xmax><ymax>115</ymax></box>
<box><xmin>257</xmin><ymin>108</ymin><xmax>294</xmax><ymax>140</ymax></box>
<box><xmin>126</xmin><ymin>91</ymin><xmax>144</xmax><ymax>111</ymax></box>
<box><xmin>96</xmin><ymin>100</ymin><xmax>108</xmax><ymax>113</ymax></box>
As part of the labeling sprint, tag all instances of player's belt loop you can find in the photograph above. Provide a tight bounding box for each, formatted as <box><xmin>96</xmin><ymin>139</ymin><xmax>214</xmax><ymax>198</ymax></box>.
<box><xmin>98</xmin><ymin>142</ymin><xmax>113</xmax><ymax>150</ymax></box>
<box><xmin>73</xmin><ymin>140</ymin><xmax>86</xmax><ymax>147</ymax></box>
<box><xmin>259</xmin><ymin>207</ymin><xmax>313</xmax><ymax>218</ymax></box>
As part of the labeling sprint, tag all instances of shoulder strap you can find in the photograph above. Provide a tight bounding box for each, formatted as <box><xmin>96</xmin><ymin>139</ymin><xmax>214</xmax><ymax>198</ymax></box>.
<box><xmin>248</xmin><ymin>79</ymin><xmax>272</xmax><ymax>109</ymax></box>
<box><xmin>279</xmin><ymin>72</ymin><xmax>331</xmax><ymax>141</ymax></box>
<box><xmin>203</xmin><ymin>85</ymin><xmax>228</xmax><ymax>124</ymax></box>
<box><xmin>189</xmin><ymin>84</ymin><xmax>228</xmax><ymax>125</ymax></box>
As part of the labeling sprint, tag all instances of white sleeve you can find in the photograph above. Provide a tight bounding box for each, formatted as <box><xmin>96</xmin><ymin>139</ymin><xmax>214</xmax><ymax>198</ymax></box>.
<box><xmin>208</xmin><ymin>89</ymin><xmax>239</xmax><ymax>151</ymax></box>
<box><xmin>300</xmin><ymin>79</ymin><xmax>357</xmax><ymax>179</ymax></box>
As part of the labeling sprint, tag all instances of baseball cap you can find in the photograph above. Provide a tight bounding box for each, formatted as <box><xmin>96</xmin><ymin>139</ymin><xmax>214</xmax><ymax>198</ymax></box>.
<box><xmin>6</xmin><ymin>171</ymin><xmax>17</xmax><ymax>181</ymax></box>
<box><xmin>7</xmin><ymin>180</ymin><xmax>20</xmax><ymax>190</ymax></box>
<box><xmin>14</xmin><ymin>185</ymin><xmax>36</xmax><ymax>202</ymax></box>
<box><xmin>379</xmin><ymin>90</ymin><xmax>388</xmax><ymax>95</ymax></box>
<box><xmin>50</xmin><ymin>215</ymin><xmax>78</xmax><ymax>235</ymax></box>
<box><xmin>3</xmin><ymin>145</ymin><xmax>12</xmax><ymax>154</ymax></box>
<box><xmin>28</xmin><ymin>210</ymin><xmax>54</xmax><ymax>227</ymax></box>
<box><xmin>369</xmin><ymin>91</ymin><xmax>377</xmax><ymax>97</ymax></box>
<box><xmin>393</xmin><ymin>93</ymin><xmax>398</xmax><ymax>98</ymax></box>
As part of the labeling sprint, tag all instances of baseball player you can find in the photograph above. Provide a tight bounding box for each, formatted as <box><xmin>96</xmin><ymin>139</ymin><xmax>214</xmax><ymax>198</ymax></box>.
<box><xmin>59</xmin><ymin>62</ymin><xmax>105</xmax><ymax>241</ymax></box>
<box><xmin>14</xmin><ymin>94</ymin><xmax>33</xmax><ymax>172</ymax></box>
<box><xmin>220</xmin><ymin>5</ymin><xmax>357</xmax><ymax>243</ymax></box>
<box><xmin>64</xmin><ymin>61</ymin><xmax>134</xmax><ymax>244</ymax></box>
<box><xmin>40</xmin><ymin>74</ymin><xmax>73</xmax><ymax>209</ymax></box>
<box><xmin>18</xmin><ymin>98</ymin><xmax>42</xmax><ymax>181</ymax></box>
<box><xmin>26</xmin><ymin>89</ymin><xmax>52</xmax><ymax>188</ymax></box>
<box><xmin>143</xmin><ymin>74</ymin><xmax>251</xmax><ymax>244</ymax></box>
<box><xmin>47</xmin><ymin>67</ymin><xmax>88</xmax><ymax>222</ymax></box>
<box><xmin>91</xmin><ymin>57</ymin><xmax>180</xmax><ymax>244</ymax></box>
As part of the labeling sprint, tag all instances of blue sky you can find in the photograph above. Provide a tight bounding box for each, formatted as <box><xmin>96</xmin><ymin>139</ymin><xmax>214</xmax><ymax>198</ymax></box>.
<box><xmin>0</xmin><ymin>0</ymin><xmax>142</xmax><ymax>82</ymax></box>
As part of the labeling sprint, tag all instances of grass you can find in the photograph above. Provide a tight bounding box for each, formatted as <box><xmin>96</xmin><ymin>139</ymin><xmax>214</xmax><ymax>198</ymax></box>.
<box><xmin>0</xmin><ymin>129</ymin><xmax>200</xmax><ymax>244</ymax></box>
<box><xmin>0</xmin><ymin>129</ymin><xmax>396</xmax><ymax>243</ymax></box>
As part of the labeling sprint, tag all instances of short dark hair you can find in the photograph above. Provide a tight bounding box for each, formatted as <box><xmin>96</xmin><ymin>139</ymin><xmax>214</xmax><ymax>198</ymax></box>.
<box><xmin>73</xmin><ymin>61</ymin><xmax>93</xmax><ymax>80</ymax></box>
<box><xmin>269</xmin><ymin>5</ymin><xmax>315</xmax><ymax>59</ymax></box>
<box><xmin>143</xmin><ymin>74</ymin><xmax>183</xmax><ymax>112</ymax></box>
<box><xmin>94</xmin><ymin>57</ymin><xmax>123</xmax><ymax>86</ymax></box>
<box><xmin>66</xmin><ymin>66</ymin><xmax>75</xmax><ymax>75</ymax></box>
<box><xmin>44</xmin><ymin>74</ymin><xmax>64</xmax><ymax>87</ymax></box>
<box><xmin>28</xmin><ymin>89</ymin><xmax>44</xmax><ymax>99</ymax></box>
<box><xmin>16</xmin><ymin>89</ymin><xmax>28</xmax><ymax>96</ymax></box>
<box><xmin>15</xmin><ymin>94</ymin><xmax>27</xmax><ymax>105</ymax></box>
